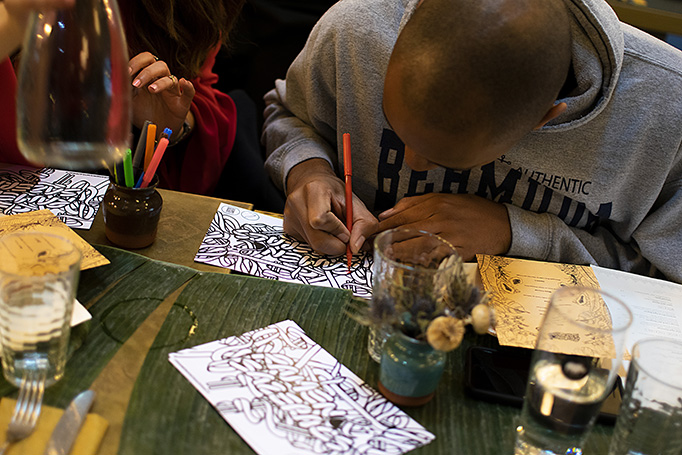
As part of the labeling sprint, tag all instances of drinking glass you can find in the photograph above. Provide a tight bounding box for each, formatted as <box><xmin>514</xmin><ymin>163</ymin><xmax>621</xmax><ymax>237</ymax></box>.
<box><xmin>515</xmin><ymin>286</ymin><xmax>632</xmax><ymax>455</ymax></box>
<box><xmin>608</xmin><ymin>338</ymin><xmax>682</xmax><ymax>455</ymax></box>
<box><xmin>0</xmin><ymin>232</ymin><xmax>81</xmax><ymax>386</ymax></box>
<box><xmin>369</xmin><ymin>228</ymin><xmax>458</xmax><ymax>362</ymax></box>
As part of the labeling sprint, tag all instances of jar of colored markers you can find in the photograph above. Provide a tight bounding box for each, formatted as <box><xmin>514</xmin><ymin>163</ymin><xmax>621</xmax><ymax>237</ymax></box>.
<box><xmin>102</xmin><ymin>173</ymin><xmax>163</xmax><ymax>249</ymax></box>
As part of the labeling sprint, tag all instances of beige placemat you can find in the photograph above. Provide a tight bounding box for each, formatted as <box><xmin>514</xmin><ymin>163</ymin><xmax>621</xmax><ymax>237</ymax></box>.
<box><xmin>0</xmin><ymin>210</ymin><xmax>109</xmax><ymax>270</ymax></box>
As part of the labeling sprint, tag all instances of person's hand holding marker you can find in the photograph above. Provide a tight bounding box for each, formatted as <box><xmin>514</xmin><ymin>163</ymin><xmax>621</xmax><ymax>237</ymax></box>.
<box><xmin>283</xmin><ymin>158</ymin><xmax>378</xmax><ymax>257</ymax></box>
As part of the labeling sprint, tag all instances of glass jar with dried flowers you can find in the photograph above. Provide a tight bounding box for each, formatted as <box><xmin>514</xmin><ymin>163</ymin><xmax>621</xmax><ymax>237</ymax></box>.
<box><xmin>347</xmin><ymin>228</ymin><xmax>493</xmax><ymax>406</ymax></box>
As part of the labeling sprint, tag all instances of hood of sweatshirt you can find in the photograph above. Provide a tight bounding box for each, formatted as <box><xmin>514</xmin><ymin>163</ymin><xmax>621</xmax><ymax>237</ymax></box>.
<box><xmin>550</xmin><ymin>0</ymin><xmax>624</xmax><ymax>130</ymax></box>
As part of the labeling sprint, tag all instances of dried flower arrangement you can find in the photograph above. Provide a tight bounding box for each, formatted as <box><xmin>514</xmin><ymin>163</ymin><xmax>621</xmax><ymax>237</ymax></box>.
<box><xmin>347</xmin><ymin>254</ymin><xmax>493</xmax><ymax>352</ymax></box>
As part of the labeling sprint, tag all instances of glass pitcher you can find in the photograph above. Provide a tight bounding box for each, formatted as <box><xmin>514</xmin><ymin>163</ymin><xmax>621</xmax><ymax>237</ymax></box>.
<box><xmin>16</xmin><ymin>0</ymin><xmax>131</xmax><ymax>170</ymax></box>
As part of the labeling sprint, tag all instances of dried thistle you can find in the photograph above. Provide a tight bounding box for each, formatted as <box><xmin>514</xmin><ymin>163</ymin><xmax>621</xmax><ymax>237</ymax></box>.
<box><xmin>426</xmin><ymin>316</ymin><xmax>465</xmax><ymax>352</ymax></box>
<box><xmin>469</xmin><ymin>303</ymin><xmax>493</xmax><ymax>335</ymax></box>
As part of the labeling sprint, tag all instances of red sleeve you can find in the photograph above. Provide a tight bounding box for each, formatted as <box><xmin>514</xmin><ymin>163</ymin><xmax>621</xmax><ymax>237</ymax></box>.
<box><xmin>0</xmin><ymin>58</ymin><xmax>32</xmax><ymax>166</ymax></box>
<box><xmin>156</xmin><ymin>45</ymin><xmax>237</xmax><ymax>195</ymax></box>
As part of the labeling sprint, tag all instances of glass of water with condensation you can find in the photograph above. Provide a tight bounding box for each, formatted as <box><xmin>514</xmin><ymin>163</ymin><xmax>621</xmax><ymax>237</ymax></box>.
<box><xmin>515</xmin><ymin>286</ymin><xmax>632</xmax><ymax>455</ymax></box>
<box><xmin>609</xmin><ymin>338</ymin><xmax>682</xmax><ymax>455</ymax></box>
<box><xmin>0</xmin><ymin>232</ymin><xmax>81</xmax><ymax>387</ymax></box>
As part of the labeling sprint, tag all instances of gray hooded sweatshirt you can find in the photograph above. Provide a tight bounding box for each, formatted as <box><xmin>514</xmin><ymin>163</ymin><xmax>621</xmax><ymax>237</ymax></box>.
<box><xmin>263</xmin><ymin>0</ymin><xmax>682</xmax><ymax>283</ymax></box>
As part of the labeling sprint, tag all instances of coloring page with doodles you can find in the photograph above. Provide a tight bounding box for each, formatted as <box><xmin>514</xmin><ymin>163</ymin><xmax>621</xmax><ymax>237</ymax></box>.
<box><xmin>194</xmin><ymin>203</ymin><xmax>373</xmax><ymax>298</ymax></box>
<box><xmin>476</xmin><ymin>254</ymin><xmax>614</xmax><ymax>357</ymax></box>
<box><xmin>0</xmin><ymin>164</ymin><xmax>109</xmax><ymax>229</ymax></box>
<box><xmin>169</xmin><ymin>320</ymin><xmax>434</xmax><ymax>455</ymax></box>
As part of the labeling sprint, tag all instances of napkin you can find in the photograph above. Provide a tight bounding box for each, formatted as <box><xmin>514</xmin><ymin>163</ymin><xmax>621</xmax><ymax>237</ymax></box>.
<box><xmin>0</xmin><ymin>398</ymin><xmax>108</xmax><ymax>455</ymax></box>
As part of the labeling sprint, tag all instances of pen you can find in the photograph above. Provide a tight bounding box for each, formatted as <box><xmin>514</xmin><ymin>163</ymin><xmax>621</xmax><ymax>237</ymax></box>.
<box><xmin>343</xmin><ymin>132</ymin><xmax>353</xmax><ymax>272</ymax></box>
<box><xmin>132</xmin><ymin>120</ymin><xmax>152</xmax><ymax>171</ymax></box>
<box><xmin>138</xmin><ymin>128</ymin><xmax>172</xmax><ymax>189</ymax></box>
<box><xmin>143</xmin><ymin>123</ymin><xmax>157</xmax><ymax>171</ymax></box>
<box><xmin>123</xmin><ymin>148</ymin><xmax>134</xmax><ymax>188</ymax></box>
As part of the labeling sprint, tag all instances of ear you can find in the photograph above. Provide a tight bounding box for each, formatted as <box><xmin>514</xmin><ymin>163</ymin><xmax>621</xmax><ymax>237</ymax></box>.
<box><xmin>534</xmin><ymin>102</ymin><xmax>567</xmax><ymax>130</ymax></box>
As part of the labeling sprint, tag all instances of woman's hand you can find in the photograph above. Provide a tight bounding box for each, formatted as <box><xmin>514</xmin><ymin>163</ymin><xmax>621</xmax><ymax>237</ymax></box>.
<box><xmin>129</xmin><ymin>52</ymin><xmax>195</xmax><ymax>143</ymax></box>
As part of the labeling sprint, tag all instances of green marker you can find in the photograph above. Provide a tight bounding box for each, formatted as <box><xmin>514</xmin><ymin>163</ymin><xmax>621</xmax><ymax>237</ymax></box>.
<box><xmin>123</xmin><ymin>148</ymin><xmax>135</xmax><ymax>188</ymax></box>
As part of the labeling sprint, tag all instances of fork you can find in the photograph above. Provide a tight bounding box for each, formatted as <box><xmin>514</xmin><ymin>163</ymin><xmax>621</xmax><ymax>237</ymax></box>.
<box><xmin>0</xmin><ymin>371</ymin><xmax>46</xmax><ymax>455</ymax></box>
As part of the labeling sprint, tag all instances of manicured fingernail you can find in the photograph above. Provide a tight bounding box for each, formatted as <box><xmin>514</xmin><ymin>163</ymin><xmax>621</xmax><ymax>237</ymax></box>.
<box><xmin>132</xmin><ymin>79</ymin><xmax>141</xmax><ymax>87</ymax></box>
<box><xmin>149</xmin><ymin>84</ymin><xmax>157</xmax><ymax>91</ymax></box>
<box><xmin>128</xmin><ymin>66</ymin><xmax>133</xmax><ymax>75</ymax></box>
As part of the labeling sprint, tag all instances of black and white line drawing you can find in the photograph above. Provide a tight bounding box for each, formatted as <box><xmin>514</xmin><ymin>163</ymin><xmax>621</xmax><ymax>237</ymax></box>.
<box><xmin>195</xmin><ymin>203</ymin><xmax>373</xmax><ymax>298</ymax></box>
<box><xmin>0</xmin><ymin>164</ymin><xmax>108</xmax><ymax>229</ymax></box>
<box><xmin>169</xmin><ymin>320</ymin><xmax>435</xmax><ymax>455</ymax></box>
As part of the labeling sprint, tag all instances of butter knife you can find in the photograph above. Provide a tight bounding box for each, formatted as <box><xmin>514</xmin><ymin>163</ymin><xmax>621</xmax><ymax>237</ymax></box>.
<box><xmin>43</xmin><ymin>390</ymin><xmax>96</xmax><ymax>455</ymax></box>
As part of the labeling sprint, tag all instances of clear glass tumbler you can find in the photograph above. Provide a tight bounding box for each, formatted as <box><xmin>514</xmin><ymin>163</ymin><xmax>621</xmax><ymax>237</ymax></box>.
<box><xmin>0</xmin><ymin>232</ymin><xmax>81</xmax><ymax>386</ymax></box>
<box><xmin>608</xmin><ymin>338</ymin><xmax>682</xmax><ymax>455</ymax></box>
<box><xmin>369</xmin><ymin>228</ymin><xmax>458</xmax><ymax>362</ymax></box>
<box><xmin>515</xmin><ymin>286</ymin><xmax>632</xmax><ymax>455</ymax></box>
<box><xmin>16</xmin><ymin>0</ymin><xmax>130</xmax><ymax>170</ymax></box>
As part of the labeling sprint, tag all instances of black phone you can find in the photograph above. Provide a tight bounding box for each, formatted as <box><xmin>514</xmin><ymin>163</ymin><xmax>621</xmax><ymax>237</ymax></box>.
<box><xmin>463</xmin><ymin>345</ymin><xmax>622</xmax><ymax>425</ymax></box>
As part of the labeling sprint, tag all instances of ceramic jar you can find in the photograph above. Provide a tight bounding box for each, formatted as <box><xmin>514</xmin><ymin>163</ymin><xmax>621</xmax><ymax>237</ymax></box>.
<box><xmin>102</xmin><ymin>175</ymin><xmax>162</xmax><ymax>249</ymax></box>
<box><xmin>378</xmin><ymin>330</ymin><xmax>446</xmax><ymax>406</ymax></box>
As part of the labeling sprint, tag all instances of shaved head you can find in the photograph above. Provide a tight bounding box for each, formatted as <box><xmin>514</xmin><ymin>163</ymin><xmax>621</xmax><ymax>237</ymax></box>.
<box><xmin>384</xmin><ymin>0</ymin><xmax>572</xmax><ymax>169</ymax></box>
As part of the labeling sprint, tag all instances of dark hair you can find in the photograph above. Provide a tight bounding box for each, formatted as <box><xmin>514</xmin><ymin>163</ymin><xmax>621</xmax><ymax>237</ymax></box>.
<box><xmin>118</xmin><ymin>0</ymin><xmax>245</xmax><ymax>79</ymax></box>
<box><xmin>390</xmin><ymin>0</ymin><xmax>572</xmax><ymax>143</ymax></box>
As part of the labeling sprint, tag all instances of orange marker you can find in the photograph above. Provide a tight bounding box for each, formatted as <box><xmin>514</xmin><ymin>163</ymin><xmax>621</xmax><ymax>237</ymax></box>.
<box><xmin>143</xmin><ymin>123</ymin><xmax>157</xmax><ymax>171</ymax></box>
<box><xmin>343</xmin><ymin>133</ymin><xmax>353</xmax><ymax>272</ymax></box>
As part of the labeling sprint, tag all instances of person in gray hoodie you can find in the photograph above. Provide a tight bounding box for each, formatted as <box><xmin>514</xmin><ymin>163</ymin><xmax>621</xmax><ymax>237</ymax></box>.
<box><xmin>262</xmin><ymin>0</ymin><xmax>682</xmax><ymax>283</ymax></box>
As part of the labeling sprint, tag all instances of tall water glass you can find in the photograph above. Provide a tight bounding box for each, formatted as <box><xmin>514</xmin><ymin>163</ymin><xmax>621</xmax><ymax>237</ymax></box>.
<box><xmin>0</xmin><ymin>232</ymin><xmax>81</xmax><ymax>386</ymax></box>
<box><xmin>608</xmin><ymin>338</ymin><xmax>682</xmax><ymax>455</ymax></box>
<box><xmin>515</xmin><ymin>286</ymin><xmax>632</xmax><ymax>455</ymax></box>
<box><xmin>16</xmin><ymin>0</ymin><xmax>130</xmax><ymax>169</ymax></box>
